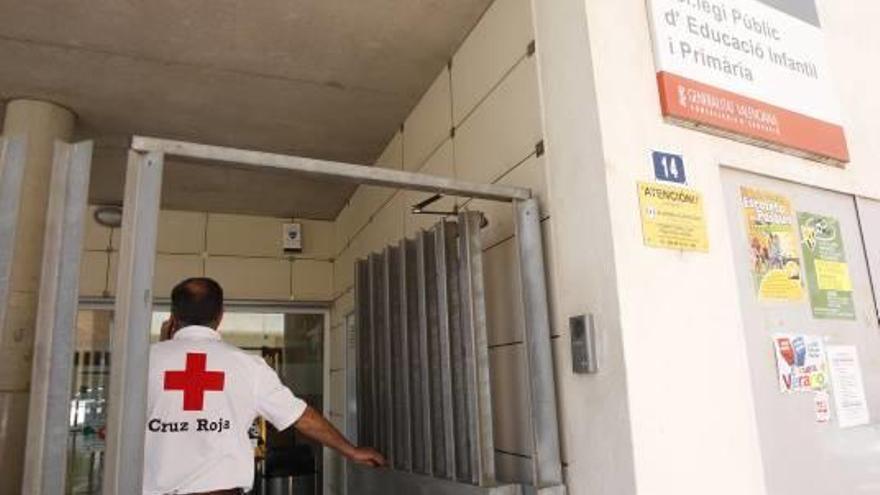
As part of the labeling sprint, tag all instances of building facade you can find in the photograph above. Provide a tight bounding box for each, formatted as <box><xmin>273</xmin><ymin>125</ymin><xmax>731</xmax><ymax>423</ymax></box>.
<box><xmin>0</xmin><ymin>0</ymin><xmax>878</xmax><ymax>494</ymax></box>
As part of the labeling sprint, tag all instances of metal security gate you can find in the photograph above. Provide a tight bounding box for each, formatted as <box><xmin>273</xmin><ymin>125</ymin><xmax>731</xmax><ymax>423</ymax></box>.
<box><xmin>94</xmin><ymin>136</ymin><xmax>565</xmax><ymax>495</ymax></box>
<box><xmin>355</xmin><ymin>212</ymin><xmax>494</xmax><ymax>486</ymax></box>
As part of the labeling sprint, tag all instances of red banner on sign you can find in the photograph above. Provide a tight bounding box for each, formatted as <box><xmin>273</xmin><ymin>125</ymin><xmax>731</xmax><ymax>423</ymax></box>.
<box><xmin>657</xmin><ymin>71</ymin><xmax>849</xmax><ymax>163</ymax></box>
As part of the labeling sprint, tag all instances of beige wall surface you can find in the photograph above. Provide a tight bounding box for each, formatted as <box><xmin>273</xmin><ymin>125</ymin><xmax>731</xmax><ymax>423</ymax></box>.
<box><xmin>80</xmin><ymin>207</ymin><xmax>335</xmax><ymax>302</ymax></box>
<box><xmin>579</xmin><ymin>0</ymin><xmax>880</xmax><ymax>494</ymax></box>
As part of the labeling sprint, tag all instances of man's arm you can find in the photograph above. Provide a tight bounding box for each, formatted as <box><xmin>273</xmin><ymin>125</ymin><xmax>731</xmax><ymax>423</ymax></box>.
<box><xmin>293</xmin><ymin>406</ymin><xmax>387</xmax><ymax>467</ymax></box>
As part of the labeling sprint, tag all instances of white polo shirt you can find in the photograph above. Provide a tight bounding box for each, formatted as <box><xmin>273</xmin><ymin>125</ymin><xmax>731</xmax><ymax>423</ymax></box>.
<box><xmin>144</xmin><ymin>325</ymin><xmax>307</xmax><ymax>495</ymax></box>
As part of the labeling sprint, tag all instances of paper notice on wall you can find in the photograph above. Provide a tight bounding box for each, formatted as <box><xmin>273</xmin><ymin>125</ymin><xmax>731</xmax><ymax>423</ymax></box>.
<box><xmin>741</xmin><ymin>187</ymin><xmax>803</xmax><ymax>301</ymax></box>
<box><xmin>772</xmin><ymin>334</ymin><xmax>827</xmax><ymax>393</ymax></box>
<box><xmin>826</xmin><ymin>345</ymin><xmax>870</xmax><ymax>428</ymax></box>
<box><xmin>637</xmin><ymin>182</ymin><xmax>709</xmax><ymax>252</ymax></box>
<box><xmin>797</xmin><ymin>212</ymin><xmax>855</xmax><ymax>319</ymax></box>
<box><xmin>814</xmin><ymin>391</ymin><xmax>831</xmax><ymax>423</ymax></box>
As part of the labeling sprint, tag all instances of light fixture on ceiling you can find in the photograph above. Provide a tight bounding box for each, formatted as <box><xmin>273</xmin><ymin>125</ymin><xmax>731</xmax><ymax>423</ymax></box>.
<box><xmin>93</xmin><ymin>206</ymin><xmax>123</xmax><ymax>228</ymax></box>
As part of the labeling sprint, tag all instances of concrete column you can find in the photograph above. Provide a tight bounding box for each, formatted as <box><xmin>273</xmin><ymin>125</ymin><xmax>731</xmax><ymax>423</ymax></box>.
<box><xmin>0</xmin><ymin>99</ymin><xmax>75</xmax><ymax>493</ymax></box>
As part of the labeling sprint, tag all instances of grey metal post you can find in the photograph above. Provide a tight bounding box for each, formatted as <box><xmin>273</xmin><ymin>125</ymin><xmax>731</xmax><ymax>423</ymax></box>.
<box><xmin>381</xmin><ymin>248</ymin><xmax>396</xmax><ymax>465</ymax></box>
<box><xmin>103</xmin><ymin>150</ymin><xmax>164</xmax><ymax>495</ymax></box>
<box><xmin>344</xmin><ymin>312</ymin><xmax>358</xmax><ymax>495</ymax></box>
<box><xmin>22</xmin><ymin>140</ymin><xmax>93</xmax><ymax>495</ymax></box>
<box><xmin>442</xmin><ymin>220</ymin><xmax>471</xmax><ymax>483</ymax></box>
<box><xmin>457</xmin><ymin>211</ymin><xmax>496</xmax><ymax>486</ymax></box>
<box><xmin>0</xmin><ymin>135</ymin><xmax>27</xmax><ymax>340</ymax></box>
<box><xmin>432</xmin><ymin>222</ymin><xmax>457</xmax><ymax>480</ymax></box>
<box><xmin>414</xmin><ymin>232</ymin><xmax>433</xmax><ymax>476</ymax></box>
<box><xmin>354</xmin><ymin>261</ymin><xmax>370</xmax><ymax>446</ymax></box>
<box><xmin>513</xmin><ymin>199</ymin><xmax>564</xmax><ymax>490</ymax></box>
<box><xmin>394</xmin><ymin>240</ymin><xmax>412</xmax><ymax>471</ymax></box>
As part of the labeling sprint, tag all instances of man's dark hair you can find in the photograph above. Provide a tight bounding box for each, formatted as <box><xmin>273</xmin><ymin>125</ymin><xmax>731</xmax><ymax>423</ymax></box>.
<box><xmin>170</xmin><ymin>278</ymin><xmax>224</xmax><ymax>327</ymax></box>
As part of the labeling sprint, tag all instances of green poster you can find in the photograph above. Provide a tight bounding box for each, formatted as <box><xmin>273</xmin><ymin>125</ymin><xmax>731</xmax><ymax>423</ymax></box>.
<box><xmin>797</xmin><ymin>212</ymin><xmax>855</xmax><ymax>320</ymax></box>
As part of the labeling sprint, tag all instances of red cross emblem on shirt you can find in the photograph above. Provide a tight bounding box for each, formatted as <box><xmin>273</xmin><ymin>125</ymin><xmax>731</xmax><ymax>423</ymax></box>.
<box><xmin>163</xmin><ymin>352</ymin><xmax>225</xmax><ymax>411</ymax></box>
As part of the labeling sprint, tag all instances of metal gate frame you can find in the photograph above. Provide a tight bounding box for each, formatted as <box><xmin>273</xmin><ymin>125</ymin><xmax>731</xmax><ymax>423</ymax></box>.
<box><xmin>0</xmin><ymin>136</ymin><xmax>95</xmax><ymax>495</ymax></box>
<box><xmin>0</xmin><ymin>135</ymin><xmax>27</xmax><ymax>345</ymax></box>
<box><xmin>102</xmin><ymin>136</ymin><xmax>565</xmax><ymax>494</ymax></box>
<box><xmin>23</xmin><ymin>140</ymin><xmax>94</xmax><ymax>495</ymax></box>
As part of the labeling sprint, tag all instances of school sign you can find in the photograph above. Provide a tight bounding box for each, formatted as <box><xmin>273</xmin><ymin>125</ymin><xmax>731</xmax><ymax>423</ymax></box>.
<box><xmin>647</xmin><ymin>0</ymin><xmax>848</xmax><ymax>163</ymax></box>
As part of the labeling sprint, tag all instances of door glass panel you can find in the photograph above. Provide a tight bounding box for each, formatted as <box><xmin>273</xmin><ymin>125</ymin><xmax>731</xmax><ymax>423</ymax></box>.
<box><xmin>67</xmin><ymin>309</ymin><xmax>112</xmax><ymax>495</ymax></box>
<box><xmin>66</xmin><ymin>308</ymin><xmax>322</xmax><ymax>494</ymax></box>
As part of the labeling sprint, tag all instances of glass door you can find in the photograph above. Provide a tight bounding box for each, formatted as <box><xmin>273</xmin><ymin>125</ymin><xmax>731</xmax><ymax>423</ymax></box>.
<box><xmin>66</xmin><ymin>307</ymin><xmax>326</xmax><ymax>495</ymax></box>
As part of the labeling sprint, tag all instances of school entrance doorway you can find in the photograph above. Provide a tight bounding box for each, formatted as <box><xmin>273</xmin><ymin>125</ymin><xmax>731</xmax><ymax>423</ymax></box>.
<box><xmin>3</xmin><ymin>135</ymin><xmax>564</xmax><ymax>494</ymax></box>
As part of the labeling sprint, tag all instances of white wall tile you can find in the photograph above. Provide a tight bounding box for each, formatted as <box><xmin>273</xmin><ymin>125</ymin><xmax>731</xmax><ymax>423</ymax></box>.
<box><xmin>404</xmin><ymin>68</ymin><xmax>452</xmax><ymax>171</ymax></box>
<box><xmin>483</xmin><ymin>238</ymin><xmax>524</xmax><ymax>346</ymax></box>
<box><xmin>375</xmin><ymin>131</ymin><xmax>403</xmax><ymax>170</ymax></box>
<box><xmin>362</xmin><ymin>194</ymin><xmax>404</xmax><ymax>254</ymax></box>
<box><xmin>334</xmin><ymin>203</ymin><xmax>354</xmax><ymax>256</ymax></box>
<box><xmin>298</xmin><ymin>219</ymin><xmax>334</xmax><ymax>260</ymax></box>
<box><xmin>465</xmin><ymin>154</ymin><xmax>548</xmax><ymax>248</ymax></box>
<box><xmin>79</xmin><ymin>251</ymin><xmax>108</xmax><ymax>296</ymax></box>
<box><xmin>332</xmin><ymin>290</ymin><xmax>354</xmax><ymax>327</ymax></box>
<box><xmin>292</xmin><ymin>259</ymin><xmax>333</xmax><ymax>301</ymax></box>
<box><xmin>111</xmin><ymin>210</ymin><xmax>207</xmax><ymax>254</ymax></box>
<box><xmin>329</xmin><ymin>325</ymin><xmax>346</xmax><ymax>372</ymax></box>
<box><xmin>489</xmin><ymin>344</ymin><xmax>532</xmax><ymax>456</ymax></box>
<box><xmin>153</xmin><ymin>254</ymin><xmax>203</xmax><ymax>299</ymax></box>
<box><xmin>205</xmin><ymin>257</ymin><xmax>290</xmax><ymax>300</ymax></box>
<box><xmin>404</xmin><ymin>139</ymin><xmax>457</xmax><ymax>237</ymax></box>
<box><xmin>349</xmin><ymin>227</ymin><xmax>369</xmax><ymax>261</ymax></box>
<box><xmin>455</xmin><ymin>57</ymin><xmax>542</xmax><ymax>186</ymax></box>
<box><xmin>207</xmin><ymin>213</ymin><xmax>286</xmax><ymax>257</ymax></box>
<box><xmin>83</xmin><ymin>206</ymin><xmax>112</xmax><ymax>251</ymax></box>
<box><xmin>156</xmin><ymin>210</ymin><xmax>206</xmax><ymax>254</ymax></box>
<box><xmin>101</xmin><ymin>210</ymin><xmax>342</xmax><ymax>303</ymax></box>
<box><xmin>333</xmin><ymin>246</ymin><xmax>355</xmax><ymax>296</ymax></box>
<box><xmin>451</xmin><ymin>0</ymin><xmax>534</xmax><ymax>124</ymax></box>
<box><xmin>347</xmin><ymin>185</ymin><xmax>395</xmax><ymax>241</ymax></box>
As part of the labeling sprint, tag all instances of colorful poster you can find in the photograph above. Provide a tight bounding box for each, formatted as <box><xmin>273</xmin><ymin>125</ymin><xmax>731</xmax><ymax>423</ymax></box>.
<box><xmin>646</xmin><ymin>0</ymin><xmax>848</xmax><ymax>162</ymax></box>
<box><xmin>741</xmin><ymin>187</ymin><xmax>803</xmax><ymax>300</ymax></box>
<box><xmin>638</xmin><ymin>182</ymin><xmax>709</xmax><ymax>252</ymax></box>
<box><xmin>797</xmin><ymin>212</ymin><xmax>855</xmax><ymax>319</ymax></box>
<box><xmin>772</xmin><ymin>334</ymin><xmax>828</xmax><ymax>393</ymax></box>
<box><xmin>826</xmin><ymin>345</ymin><xmax>870</xmax><ymax>428</ymax></box>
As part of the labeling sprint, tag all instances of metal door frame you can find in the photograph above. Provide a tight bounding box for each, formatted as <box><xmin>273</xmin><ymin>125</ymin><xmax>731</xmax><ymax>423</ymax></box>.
<box><xmin>102</xmin><ymin>136</ymin><xmax>566</xmax><ymax>494</ymax></box>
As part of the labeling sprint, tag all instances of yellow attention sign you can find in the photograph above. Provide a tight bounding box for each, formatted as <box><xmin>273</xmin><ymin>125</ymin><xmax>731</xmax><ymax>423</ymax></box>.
<box><xmin>638</xmin><ymin>182</ymin><xmax>708</xmax><ymax>252</ymax></box>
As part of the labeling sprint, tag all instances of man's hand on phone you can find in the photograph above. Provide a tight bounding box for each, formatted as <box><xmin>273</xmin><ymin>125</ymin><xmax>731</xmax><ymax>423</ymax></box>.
<box><xmin>159</xmin><ymin>317</ymin><xmax>178</xmax><ymax>341</ymax></box>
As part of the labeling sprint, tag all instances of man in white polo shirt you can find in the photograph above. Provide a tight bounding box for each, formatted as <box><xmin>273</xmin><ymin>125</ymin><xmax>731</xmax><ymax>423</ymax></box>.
<box><xmin>144</xmin><ymin>277</ymin><xmax>385</xmax><ymax>495</ymax></box>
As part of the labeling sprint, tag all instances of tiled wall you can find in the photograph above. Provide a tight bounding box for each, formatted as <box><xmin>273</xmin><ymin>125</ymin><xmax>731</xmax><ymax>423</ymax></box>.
<box><xmin>327</xmin><ymin>0</ymin><xmax>561</xmax><ymax>487</ymax></box>
<box><xmin>79</xmin><ymin>207</ymin><xmax>335</xmax><ymax>301</ymax></box>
